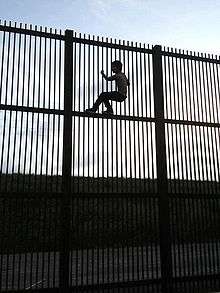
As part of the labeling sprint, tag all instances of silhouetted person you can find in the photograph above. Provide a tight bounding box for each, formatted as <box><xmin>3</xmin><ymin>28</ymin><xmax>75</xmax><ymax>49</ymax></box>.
<box><xmin>85</xmin><ymin>60</ymin><xmax>129</xmax><ymax>115</ymax></box>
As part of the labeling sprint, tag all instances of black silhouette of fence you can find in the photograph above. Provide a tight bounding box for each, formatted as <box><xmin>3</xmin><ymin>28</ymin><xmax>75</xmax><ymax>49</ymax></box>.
<box><xmin>0</xmin><ymin>20</ymin><xmax>220</xmax><ymax>293</ymax></box>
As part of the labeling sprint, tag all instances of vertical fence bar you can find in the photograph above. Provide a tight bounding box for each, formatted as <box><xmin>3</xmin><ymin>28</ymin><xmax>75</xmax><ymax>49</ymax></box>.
<box><xmin>60</xmin><ymin>29</ymin><xmax>73</xmax><ymax>292</ymax></box>
<box><xmin>152</xmin><ymin>45</ymin><xmax>172</xmax><ymax>292</ymax></box>
<box><xmin>57</xmin><ymin>29</ymin><xmax>62</xmax><ymax>191</ymax></box>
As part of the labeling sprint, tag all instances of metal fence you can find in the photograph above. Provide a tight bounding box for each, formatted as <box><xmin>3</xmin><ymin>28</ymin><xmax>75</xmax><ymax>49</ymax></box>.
<box><xmin>0</xmin><ymin>20</ymin><xmax>220</xmax><ymax>292</ymax></box>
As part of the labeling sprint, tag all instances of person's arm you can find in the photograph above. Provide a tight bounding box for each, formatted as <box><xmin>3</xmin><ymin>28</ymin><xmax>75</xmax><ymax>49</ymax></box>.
<box><xmin>101</xmin><ymin>70</ymin><xmax>116</xmax><ymax>81</ymax></box>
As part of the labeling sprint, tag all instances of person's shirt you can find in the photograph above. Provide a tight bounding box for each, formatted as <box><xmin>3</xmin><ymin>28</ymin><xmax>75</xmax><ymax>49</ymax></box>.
<box><xmin>104</xmin><ymin>72</ymin><xmax>129</xmax><ymax>96</ymax></box>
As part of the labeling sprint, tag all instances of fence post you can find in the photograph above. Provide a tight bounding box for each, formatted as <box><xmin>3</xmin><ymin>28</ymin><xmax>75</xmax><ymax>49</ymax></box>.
<box><xmin>152</xmin><ymin>45</ymin><xmax>173</xmax><ymax>292</ymax></box>
<box><xmin>60</xmin><ymin>29</ymin><xmax>73</xmax><ymax>293</ymax></box>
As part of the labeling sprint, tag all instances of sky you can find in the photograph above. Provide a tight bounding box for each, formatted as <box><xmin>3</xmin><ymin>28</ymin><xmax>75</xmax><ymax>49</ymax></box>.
<box><xmin>0</xmin><ymin>0</ymin><xmax>219</xmax><ymax>55</ymax></box>
<box><xmin>0</xmin><ymin>0</ymin><xmax>220</xmax><ymax>180</ymax></box>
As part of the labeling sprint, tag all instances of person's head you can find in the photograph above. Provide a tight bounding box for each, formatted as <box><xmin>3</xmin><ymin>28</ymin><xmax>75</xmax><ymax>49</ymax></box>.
<box><xmin>111</xmin><ymin>60</ymin><xmax>122</xmax><ymax>73</ymax></box>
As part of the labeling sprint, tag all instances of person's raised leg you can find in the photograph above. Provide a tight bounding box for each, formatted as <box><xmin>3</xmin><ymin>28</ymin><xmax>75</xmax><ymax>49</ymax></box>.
<box><xmin>102</xmin><ymin>94</ymin><xmax>114</xmax><ymax>114</ymax></box>
<box><xmin>86</xmin><ymin>92</ymin><xmax>113</xmax><ymax>114</ymax></box>
<box><xmin>85</xmin><ymin>92</ymin><xmax>107</xmax><ymax>113</ymax></box>
<box><xmin>86</xmin><ymin>91</ymin><xmax>123</xmax><ymax>114</ymax></box>
<box><xmin>102</xmin><ymin>91</ymin><xmax>125</xmax><ymax>114</ymax></box>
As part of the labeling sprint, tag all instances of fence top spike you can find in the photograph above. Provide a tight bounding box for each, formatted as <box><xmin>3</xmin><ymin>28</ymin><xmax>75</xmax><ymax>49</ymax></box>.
<box><xmin>153</xmin><ymin>45</ymin><xmax>162</xmax><ymax>51</ymax></box>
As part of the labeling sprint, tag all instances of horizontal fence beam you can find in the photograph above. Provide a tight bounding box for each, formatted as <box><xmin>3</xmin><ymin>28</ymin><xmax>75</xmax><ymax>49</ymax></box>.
<box><xmin>0</xmin><ymin>104</ymin><xmax>156</xmax><ymax>123</ymax></box>
<box><xmin>0</xmin><ymin>22</ymin><xmax>219</xmax><ymax>64</ymax></box>
<box><xmin>162</xmin><ymin>49</ymin><xmax>220</xmax><ymax>64</ymax></box>
<box><xmin>2</xmin><ymin>104</ymin><xmax>220</xmax><ymax>127</ymax></box>
<box><xmin>1</xmin><ymin>191</ymin><xmax>220</xmax><ymax>199</ymax></box>
<box><xmin>71</xmin><ymin>35</ymin><xmax>153</xmax><ymax>53</ymax></box>
<box><xmin>0</xmin><ymin>191</ymin><xmax>159</xmax><ymax>198</ymax></box>
<box><xmin>164</xmin><ymin>118</ymin><xmax>220</xmax><ymax>128</ymax></box>
<box><xmin>0</xmin><ymin>23</ymin><xmax>152</xmax><ymax>53</ymax></box>
<box><xmin>0</xmin><ymin>104</ymin><xmax>64</xmax><ymax>115</ymax></box>
<box><xmin>0</xmin><ymin>192</ymin><xmax>64</xmax><ymax>198</ymax></box>
<box><xmin>0</xmin><ymin>24</ymin><xmax>64</xmax><ymax>40</ymax></box>
<box><xmin>74</xmin><ymin>111</ymin><xmax>156</xmax><ymax>122</ymax></box>
<box><xmin>68</xmin><ymin>278</ymin><xmax>162</xmax><ymax>291</ymax></box>
<box><xmin>172</xmin><ymin>273</ymin><xmax>220</xmax><ymax>283</ymax></box>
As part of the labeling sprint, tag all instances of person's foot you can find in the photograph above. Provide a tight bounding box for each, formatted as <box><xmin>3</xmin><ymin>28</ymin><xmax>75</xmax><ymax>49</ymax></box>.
<box><xmin>85</xmin><ymin>108</ymin><xmax>96</xmax><ymax>114</ymax></box>
<box><xmin>102</xmin><ymin>109</ymin><xmax>114</xmax><ymax>115</ymax></box>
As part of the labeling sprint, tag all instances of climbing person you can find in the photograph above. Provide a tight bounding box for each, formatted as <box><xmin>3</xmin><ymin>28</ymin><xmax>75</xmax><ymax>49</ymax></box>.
<box><xmin>85</xmin><ymin>60</ymin><xmax>129</xmax><ymax>115</ymax></box>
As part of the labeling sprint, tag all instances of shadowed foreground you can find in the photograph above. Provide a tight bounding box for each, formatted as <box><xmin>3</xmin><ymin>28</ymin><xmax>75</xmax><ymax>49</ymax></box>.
<box><xmin>1</xmin><ymin>243</ymin><xmax>220</xmax><ymax>291</ymax></box>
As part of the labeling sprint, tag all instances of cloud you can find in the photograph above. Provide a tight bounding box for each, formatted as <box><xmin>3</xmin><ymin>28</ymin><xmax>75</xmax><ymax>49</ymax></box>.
<box><xmin>88</xmin><ymin>0</ymin><xmax>113</xmax><ymax>20</ymax></box>
<box><xmin>88</xmin><ymin>0</ymin><xmax>148</xmax><ymax>21</ymax></box>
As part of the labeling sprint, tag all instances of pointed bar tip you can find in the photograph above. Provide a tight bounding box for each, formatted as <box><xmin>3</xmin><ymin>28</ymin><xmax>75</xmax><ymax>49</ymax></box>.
<box><xmin>153</xmin><ymin>45</ymin><xmax>162</xmax><ymax>50</ymax></box>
